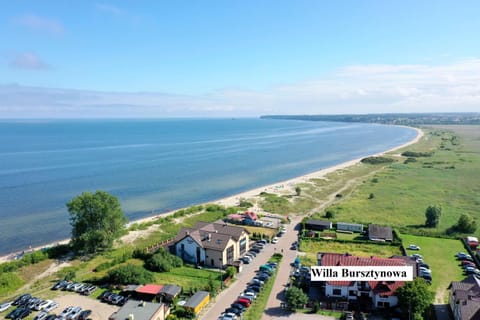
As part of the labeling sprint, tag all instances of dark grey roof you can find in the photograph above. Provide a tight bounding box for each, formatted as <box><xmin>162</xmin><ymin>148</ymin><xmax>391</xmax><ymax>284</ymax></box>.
<box><xmin>193</xmin><ymin>220</ymin><xmax>247</xmax><ymax>241</ymax></box>
<box><xmin>159</xmin><ymin>284</ymin><xmax>182</xmax><ymax>297</ymax></box>
<box><xmin>306</xmin><ymin>219</ymin><xmax>332</xmax><ymax>227</ymax></box>
<box><xmin>184</xmin><ymin>291</ymin><xmax>210</xmax><ymax>309</ymax></box>
<box><xmin>368</xmin><ymin>224</ymin><xmax>393</xmax><ymax>241</ymax></box>
<box><xmin>450</xmin><ymin>275</ymin><xmax>480</xmax><ymax>320</ymax></box>
<box><xmin>109</xmin><ymin>300</ymin><xmax>164</xmax><ymax>320</ymax></box>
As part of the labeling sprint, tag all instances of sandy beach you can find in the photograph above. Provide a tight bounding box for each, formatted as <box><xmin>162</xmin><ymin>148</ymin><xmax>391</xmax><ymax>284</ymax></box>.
<box><xmin>0</xmin><ymin>126</ymin><xmax>423</xmax><ymax>264</ymax></box>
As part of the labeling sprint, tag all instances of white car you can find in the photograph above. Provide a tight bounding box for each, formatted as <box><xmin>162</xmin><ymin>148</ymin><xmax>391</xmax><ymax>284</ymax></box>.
<box><xmin>43</xmin><ymin>300</ymin><xmax>58</xmax><ymax>312</ymax></box>
<box><xmin>0</xmin><ymin>301</ymin><xmax>12</xmax><ymax>312</ymax></box>
<box><xmin>271</xmin><ymin>237</ymin><xmax>279</xmax><ymax>244</ymax></box>
<box><xmin>67</xmin><ymin>306</ymin><xmax>82</xmax><ymax>320</ymax></box>
<box><xmin>60</xmin><ymin>306</ymin><xmax>75</xmax><ymax>319</ymax></box>
<box><xmin>34</xmin><ymin>311</ymin><xmax>48</xmax><ymax>320</ymax></box>
<box><xmin>408</xmin><ymin>244</ymin><xmax>421</xmax><ymax>250</ymax></box>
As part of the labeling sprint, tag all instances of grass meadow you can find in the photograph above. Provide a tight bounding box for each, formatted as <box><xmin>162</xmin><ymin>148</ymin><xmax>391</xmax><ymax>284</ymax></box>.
<box><xmin>312</xmin><ymin>126</ymin><xmax>480</xmax><ymax>238</ymax></box>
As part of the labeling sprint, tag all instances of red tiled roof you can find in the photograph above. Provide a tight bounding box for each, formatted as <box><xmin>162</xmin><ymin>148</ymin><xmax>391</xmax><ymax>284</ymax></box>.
<box><xmin>320</xmin><ymin>253</ymin><xmax>408</xmax><ymax>296</ymax></box>
<box><xmin>244</xmin><ymin>211</ymin><xmax>258</xmax><ymax>220</ymax></box>
<box><xmin>136</xmin><ymin>284</ymin><xmax>163</xmax><ymax>295</ymax></box>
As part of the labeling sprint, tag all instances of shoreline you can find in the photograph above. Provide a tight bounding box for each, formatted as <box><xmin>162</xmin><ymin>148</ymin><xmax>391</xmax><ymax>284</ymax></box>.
<box><xmin>0</xmin><ymin>126</ymin><xmax>423</xmax><ymax>263</ymax></box>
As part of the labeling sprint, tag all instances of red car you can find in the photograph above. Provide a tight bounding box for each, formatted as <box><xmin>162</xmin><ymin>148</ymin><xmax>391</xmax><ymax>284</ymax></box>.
<box><xmin>236</xmin><ymin>298</ymin><xmax>251</xmax><ymax>307</ymax></box>
<box><xmin>461</xmin><ymin>260</ymin><xmax>475</xmax><ymax>266</ymax></box>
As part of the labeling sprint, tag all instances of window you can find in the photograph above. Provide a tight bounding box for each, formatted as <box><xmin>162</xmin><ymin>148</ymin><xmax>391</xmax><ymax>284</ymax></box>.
<box><xmin>332</xmin><ymin>289</ymin><xmax>342</xmax><ymax>296</ymax></box>
<box><xmin>226</xmin><ymin>245</ymin><xmax>234</xmax><ymax>264</ymax></box>
<box><xmin>240</xmin><ymin>238</ymin><xmax>247</xmax><ymax>254</ymax></box>
<box><xmin>349</xmin><ymin>290</ymin><xmax>357</xmax><ymax>296</ymax></box>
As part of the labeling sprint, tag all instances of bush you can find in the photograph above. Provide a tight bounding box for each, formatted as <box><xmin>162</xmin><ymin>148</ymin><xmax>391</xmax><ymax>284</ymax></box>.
<box><xmin>401</xmin><ymin>151</ymin><xmax>433</xmax><ymax>157</ymax></box>
<box><xmin>361</xmin><ymin>156</ymin><xmax>395</xmax><ymax>164</ymax></box>
<box><xmin>107</xmin><ymin>264</ymin><xmax>154</xmax><ymax>285</ymax></box>
<box><xmin>325</xmin><ymin>210</ymin><xmax>335</xmax><ymax>219</ymax></box>
<box><xmin>145</xmin><ymin>248</ymin><xmax>183</xmax><ymax>272</ymax></box>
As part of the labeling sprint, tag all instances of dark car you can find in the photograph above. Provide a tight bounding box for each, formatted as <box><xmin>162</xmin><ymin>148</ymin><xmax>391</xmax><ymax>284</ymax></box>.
<box><xmin>246</xmin><ymin>285</ymin><xmax>261</xmax><ymax>293</ymax></box>
<box><xmin>254</xmin><ymin>275</ymin><xmax>269</xmax><ymax>282</ymax></box>
<box><xmin>256</xmin><ymin>272</ymin><xmax>271</xmax><ymax>278</ymax></box>
<box><xmin>249</xmin><ymin>247</ymin><xmax>261</xmax><ymax>254</ymax></box>
<box><xmin>78</xmin><ymin>309</ymin><xmax>92</xmax><ymax>320</ymax></box>
<box><xmin>52</xmin><ymin>280</ymin><xmax>69</xmax><ymax>290</ymax></box>
<box><xmin>45</xmin><ymin>315</ymin><xmax>58</xmax><ymax>320</ymax></box>
<box><xmin>225</xmin><ymin>307</ymin><xmax>242</xmax><ymax>316</ymax></box>
<box><xmin>13</xmin><ymin>294</ymin><xmax>31</xmax><ymax>306</ymax></box>
<box><xmin>230</xmin><ymin>303</ymin><xmax>246</xmax><ymax>312</ymax></box>
<box><xmin>6</xmin><ymin>307</ymin><xmax>31</xmax><ymax>319</ymax></box>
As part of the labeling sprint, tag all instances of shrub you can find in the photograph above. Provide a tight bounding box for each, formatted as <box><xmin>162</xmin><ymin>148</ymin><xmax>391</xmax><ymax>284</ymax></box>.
<box><xmin>107</xmin><ymin>264</ymin><xmax>154</xmax><ymax>285</ymax></box>
<box><xmin>401</xmin><ymin>151</ymin><xmax>434</xmax><ymax>157</ymax></box>
<box><xmin>361</xmin><ymin>156</ymin><xmax>395</xmax><ymax>164</ymax></box>
<box><xmin>325</xmin><ymin>210</ymin><xmax>335</xmax><ymax>219</ymax></box>
<box><xmin>145</xmin><ymin>248</ymin><xmax>183</xmax><ymax>272</ymax></box>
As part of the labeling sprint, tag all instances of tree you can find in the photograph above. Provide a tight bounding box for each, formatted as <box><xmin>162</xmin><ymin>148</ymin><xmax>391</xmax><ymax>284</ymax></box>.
<box><xmin>67</xmin><ymin>190</ymin><xmax>128</xmax><ymax>253</ymax></box>
<box><xmin>225</xmin><ymin>266</ymin><xmax>237</xmax><ymax>279</ymax></box>
<box><xmin>295</xmin><ymin>186</ymin><xmax>302</xmax><ymax>196</ymax></box>
<box><xmin>325</xmin><ymin>210</ymin><xmax>335</xmax><ymax>219</ymax></box>
<box><xmin>396</xmin><ymin>278</ymin><xmax>434</xmax><ymax>320</ymax></box>
<box><xmin>424</xmin><ymin>205</ymin><xmax>441</xmax><ymax>228</ymax></box>
<box><xmin>454</xmin><ymin>213</ymin><xmax>477</xmax><ymax>233</ymax></box>
<box><xmin>285</xmin><ymin>286</ymin><xmax>308</xmax><ymax>311</ymax></box>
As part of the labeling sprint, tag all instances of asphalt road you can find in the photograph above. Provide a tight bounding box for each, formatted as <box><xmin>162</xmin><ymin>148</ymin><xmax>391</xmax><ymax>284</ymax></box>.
<box><xmin>199</xmin><ymin>216</ymin><xmax>335</xmax><ymax>320</ymax></box>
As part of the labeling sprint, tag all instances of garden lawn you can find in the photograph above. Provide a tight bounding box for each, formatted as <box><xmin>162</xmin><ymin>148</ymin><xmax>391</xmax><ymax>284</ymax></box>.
<box><xmin>299</xmin><ymin>240</ymin><xmax>402</xmax><ymax>267</ymax></box>
<box><xmin>401</xmin><ymin>234</ymin><xmax>466</xmax><ymax>303</ymax></box>
<box><xmin>152</xmin><ymin>266</ymin><xmax>222</xmax><ymax>293</ymax></box>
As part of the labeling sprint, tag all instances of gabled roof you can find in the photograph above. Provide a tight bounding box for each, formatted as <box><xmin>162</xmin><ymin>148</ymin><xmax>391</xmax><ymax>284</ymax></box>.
<box><xmin>368</xmin><ymin>224</ymin><xmax>393</xmax><ymax>241</ymax></box>
<box><xmin>318</xmin><ymin>253</ymin><xmax>408</xmax><ymax>296</ymax></box>
<box><xmin>109</xmin><ymin>300</ymin><xmax>164</xmax><ymax>320</ymax></box>
<box><xmin>244</xmin><ymin>211</ymin><xmax>258</xmax><ymax>220</ymax></box>
<box><xmin>159</xmin><ymin>284</ymin><xmax>182</xmax><ymax>298</ymax></box>
<box><xmin>175</xmin><ymin>220</ymin><xmax>247</xmax><ymax>251</ymax></box>
<box><xmin>450</xmin><ymin>275</ymin><xmax>480</xmax><ymax>320</ymax></box>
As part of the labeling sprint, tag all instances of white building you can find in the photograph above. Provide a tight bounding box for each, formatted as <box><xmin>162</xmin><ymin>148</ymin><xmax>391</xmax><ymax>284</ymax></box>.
<box><xmin>317</xmin><ymin>253</ymin><xmax>415</xmax><ymax>309</ymax></box>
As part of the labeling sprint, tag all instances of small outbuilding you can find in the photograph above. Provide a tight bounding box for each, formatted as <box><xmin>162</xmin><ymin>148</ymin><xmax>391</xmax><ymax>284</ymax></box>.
<box><xmin>336</xmin><ymin>222</ymin><xmax>364</xmax><ymax>233</ymax></box>
<box><xmin>135</xmin><ymin>284</ymin><xmax>164</xmax><ymax>302</ymax></box>
<box><xmin>184</xmin><ymin>291</ymin><xmax>210</xmax><ymax>314</ymax></box>
<box><xmin>368</xmin><ymin>224</ymin><xmax>393</xmax><ymax>242</ymax></box>
<box><xmin>158</xmin><ymin>284</ymin><xmax>182</xmax><ymax>302</ymax></box>
<box><xmin>304</xmin><ymin>219</ymin><xmax>332</xmax><ymax>231</ymax></box>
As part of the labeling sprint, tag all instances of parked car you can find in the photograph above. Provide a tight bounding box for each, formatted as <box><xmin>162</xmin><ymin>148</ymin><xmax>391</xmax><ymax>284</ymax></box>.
<box><xmin>44</xmin><ymin>315</ymin><xmax>58</xmax><ymax>320</ymax></box>
<box><xmin>12</xmin><ymin>294</ymin><xmax>31</xmax><ymax>306</ymax></box>
<box><xmin>43</xmin><ymin>300</ymin><xmax>58</xmax><ymax>313</ymax></box>
<box><xmin>408</xmin><ymin>244</ymin><xmax>421</xmax><ymax>250</ymax></box>
<box><xmin>78</xmin><ymin>309</ymin><xmax>92</xmax><ymax>320</ymax></box>
<box><xmin>246</xmin><ymin>285</ymin><xmax>261</xmax><ymax>293</ymax></box>
<box><xmin>52</xmin><ymin>280</ymin><xmax>69</xmax><ymax>290</ymax></box>
<box><xmin>230</xmin><ymin>303</ymin><xmax>246</xmax><ymax>312</ymax></box>
<box><xmin>249</xmin><ymin>278</ymin><xmax>264</xmax><ymax>286</ymax></box>
<box><xmin>271</xmin><ymin>237</ymin><xmax>279</xmax><ymax>244</ymax></box>
<box><xmin>411</xmin><ymin>254</ymin><xmax>423</xmax><ymax>259</ymax></box>
<box><xmin>0</xmin><ymin>301</ymin><xmax>12</xmax><ymax>312</ymax></box>
<box><xmin>221</xmin><ymin>312</ymin><xmax>238</xmax><ymax>320</ymax></box>
<box><xmin>59</xmin><ymin>306</ymin><xmax>75</xmax><ymax>319</ymax></box>
<box><xmin>461</xmin><ymin>260</ymin><xmax>476</xmax><ymax>266</ymax></box>
<box><xmin>34</xmin><ymin>311</ymin><xmax>49</xmax><ymax>320</ymax></box>
<box><xmin>66</xmin><ymin>306</ymin><xmax>82</xmax><ymax>320</ymax></box>
<box><xmin>419</xmin><ymin>263</ymin><xmax>430</xmax><ymax>269</ymax></box>
<box><xmin>235</xmin><ymin>298</ymin><xmax>251</xmax><ymax>307</ymax></box>
<box><xmin>257</xmin><ymin>240</ymin><xmax>268</xmax><ymax>245</ymax></box>
<box><xmin>6</xmin><ymin>307</ymin><xmax>31</xmax><ymax>319</ymax></box>
<box><xmin>240</xmin><ymin>257</ymin><xmax>251</xmax><ymax>264</ymax></box>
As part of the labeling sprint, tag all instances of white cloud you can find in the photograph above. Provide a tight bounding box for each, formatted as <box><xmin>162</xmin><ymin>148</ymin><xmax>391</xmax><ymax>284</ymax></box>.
<box><xmin>8</xmin><ymin>52</ymin><xmax>51</xmax><ymax>70</ymax></box>
<box><xmin>95</xmin><ymin>3</ymin><xmax>124</xmax><ymax>16</ymax></box>
<box><xmin>13</xmin><ymin>14</ymin><xmax>65</xmax><ymax>36</ymax></box>
<box><xmin>1</xmin><ymin>59</ymin><xmax>480</xmax><ymax>117</ymax></box>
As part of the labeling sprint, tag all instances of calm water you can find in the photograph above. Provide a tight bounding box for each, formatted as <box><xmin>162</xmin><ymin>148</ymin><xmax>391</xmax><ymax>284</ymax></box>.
<box><xmin>0</xmin><ymin>118</ymin><xmax>417</xmax><ymax>255</ymax></box>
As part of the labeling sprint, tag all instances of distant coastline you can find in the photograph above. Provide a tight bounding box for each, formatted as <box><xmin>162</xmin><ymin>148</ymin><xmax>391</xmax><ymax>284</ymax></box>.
<box><xmin>0</xmin><ymin>126</ymin><xmax>423</xmax><ymax>264</ymax></box>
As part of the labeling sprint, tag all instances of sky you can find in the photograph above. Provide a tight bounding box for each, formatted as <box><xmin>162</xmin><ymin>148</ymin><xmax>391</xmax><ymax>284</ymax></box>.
<box><xmin>1</xmin><ymin>1</ymin><xmax>480</xmax><ymax>118</ymax></box>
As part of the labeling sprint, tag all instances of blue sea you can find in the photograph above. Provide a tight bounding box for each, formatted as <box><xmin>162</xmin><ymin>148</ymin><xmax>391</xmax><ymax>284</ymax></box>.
<box><xmin>0</xmin><ymin>118</ymin><xmax>417</xmax><ymax>255</ymax></box>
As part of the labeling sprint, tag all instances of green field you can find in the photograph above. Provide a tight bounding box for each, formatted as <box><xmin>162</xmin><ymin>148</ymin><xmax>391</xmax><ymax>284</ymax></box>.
<box><xmin>313</xmin><ymin>126</ymin><xmax>480</xmax><ymax>238</ymax></box>
<box><xmin>299</xmin><ymin>239</ymin><xmax>402</xmax><ymax>267</ymax></box>
<box><xmin>401</xmin><ymin>234</ymin><xmax>465</xmax><ymax>303</ymax></box>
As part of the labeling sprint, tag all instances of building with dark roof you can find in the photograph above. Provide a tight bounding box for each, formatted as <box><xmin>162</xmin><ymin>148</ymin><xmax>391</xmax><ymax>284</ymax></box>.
<box><xmin>174</xmin><ymin>220</ymin><xmax>250</xmax><ymax>268</ymax></box>
<box><xmin>368</xmin><ymin>224</ymin><xmax>393</xmax><ymax>242</ymax></box>
<box><xmin>449</xmin><ymin>275</ymin><xmax>480</xmax><ymax>320</ymax></box>
<box><xmin>159</xmin><ymin>284</ymin><xmax>182</xmax><ymax>302</ymax></box>
<box><xmin>304</xmin><ymin>219</ymin><xmax>332</xmax><ymax>231</ymax></box>
<box><xmin>337</xmin><ymin>222</ymin><xmax>364</xmax><ymax>233</ymax></box>
<box><xmin>109</xmin><ymin>300</ymin><xmax>169</xmax><ymax>320</ymax></box>
<box><xmin>316</xmin><ymin>252</ymin><xmax>414</xmax><ymax>309</ymax></box>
